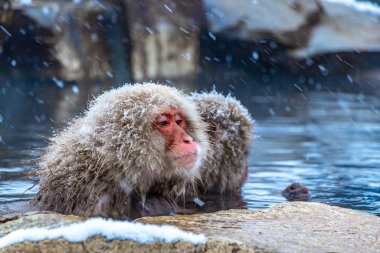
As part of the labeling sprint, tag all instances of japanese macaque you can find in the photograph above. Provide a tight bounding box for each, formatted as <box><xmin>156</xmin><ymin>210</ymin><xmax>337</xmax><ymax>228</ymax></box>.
<box><xmin>190</xmin><ymin>91</ymin><xmax>253</xmax><ymax>193</ymax></box>
<box><xmin>282</xmin><ymin>183</ymin><xmax>310</xmax><ymax>201</ymax></box>
<box><xmin>31</xmin><ymin>83</ymin><xmax>209</xmax><ymax>219</ymax></box>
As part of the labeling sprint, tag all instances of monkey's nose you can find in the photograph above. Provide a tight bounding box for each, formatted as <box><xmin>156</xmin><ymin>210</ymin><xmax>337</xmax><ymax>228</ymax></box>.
<box><xmin>183</xmin><ymin>135</ymin><xmax>193</xmax><ymax>144</ymax></box>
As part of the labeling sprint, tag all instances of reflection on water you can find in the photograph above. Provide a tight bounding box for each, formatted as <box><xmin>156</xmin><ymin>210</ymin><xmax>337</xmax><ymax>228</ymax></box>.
<box><xmin>245</xmin><ymin>90</ymin><xmax>380</xmax><ymax>215</ymax></box>
<box><xmin>0</xmin><ymin>71</ymin><xmax>379</xmax><ymax>216</ymax></box>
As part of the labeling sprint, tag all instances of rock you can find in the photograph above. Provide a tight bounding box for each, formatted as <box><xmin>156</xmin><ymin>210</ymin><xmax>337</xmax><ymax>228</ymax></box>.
<box><xmin>0</xmin><ymin>202</ymin><xmax>39</xmax><ymax>218</ymax></box>
<box><xmin>204</xmin><ymin>0</ymin><xmax>321</xmax><ymax>46</ymax></box>
<box><xmin>0</xmin><ymin>1</ymin><xmax>12</xmax><ymax>26</ymax></box>
<box><xmin>7</xmin><ymin>0</ymin><xmax>113</xmax><ymax>81</ymax></box>
<box><xmin>2</xmin><ymin>202</ymin><xmax>378</xmax><ymax>252</ymax></box>
<box><xmin>0</xmin><ymin>238</ymin><xmax>253</xmax><ymax>253</ymax></box>
<box><xmin>138</xmin><ymin>202</ymin><xmax>380</xmax><ymax>253</ymax></box>
<box><xmin>204</xmin><ymin>0</ymin><xmax>380</xmax><ymax>59</ymax></box>
<box><xmin>124</xmin><ymin>0</ymin><xmax>205</xmax><ymax>81</ymax></box>
<box><xmin>0</xmin><ymin>212</ymin><xmax>251</xmax><ymax>253</ymax></box>
<box><xmin>0</xmin><ymin>236</ymin><xmax>207</xmax><ymax>253</ymax></box>
<box><xmin>0</xmin><ymin>212</ymin><xmax>85</xmax><ymax>237</ymax></box>
<box><xmin>0</xmin><ymin>0</ymin><xmax>13</xmax><ymax>56</ymax></box>
<box><xmin>292</xmin><ymin>0</ymin><xmax>380</xmax><ymax>58</ymax></box>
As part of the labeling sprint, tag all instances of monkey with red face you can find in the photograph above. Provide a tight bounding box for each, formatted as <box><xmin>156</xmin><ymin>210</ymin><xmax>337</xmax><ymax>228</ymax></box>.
<box><xmin>32</xmin><ymin>83</ymin><xmax>209</xmax><ymax>219</ymax></box>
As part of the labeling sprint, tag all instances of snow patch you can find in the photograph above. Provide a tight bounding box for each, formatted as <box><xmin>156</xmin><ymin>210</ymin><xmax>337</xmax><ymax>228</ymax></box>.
<box><xmin>0</xmin><ymin>218</ymin><xmax>207</xmax><ymax>249</ymax></box>
<box><xmin>325</xmin><ymin>0</ymin><xmax>380</xmax><ymax>15</ymax></box>
<box><xmin>16</xmin><ymin>0</ymin><xmax>33</xmax><ymax>5</ymax></box>
<box><xmin>52</xmin><ymin>77</ymin><xmax>64</xmax><ymax>88</ymax></box>
<box><xmin>72</xmin><ymin>85</ymin><xmax>80</xmax><ymax>94</ymax></box>
<box><xmin>79</xmin><ymin>124</ymin><xmax>93</xmax><ymax>135</ymax></box>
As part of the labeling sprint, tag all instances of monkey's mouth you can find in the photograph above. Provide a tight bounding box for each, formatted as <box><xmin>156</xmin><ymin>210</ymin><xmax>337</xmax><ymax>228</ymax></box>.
<box><xmin>173</xmin><ymin>151</ymin><xmax>198</xmax><ymax>168</ymax></box>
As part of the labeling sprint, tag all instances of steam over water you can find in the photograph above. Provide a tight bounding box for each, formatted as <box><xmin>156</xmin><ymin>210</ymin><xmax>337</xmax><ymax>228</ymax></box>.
<box><xmin>1</xmin><ymin>72</ymin><xmax>379</xmax><ymax>216</ymax></box>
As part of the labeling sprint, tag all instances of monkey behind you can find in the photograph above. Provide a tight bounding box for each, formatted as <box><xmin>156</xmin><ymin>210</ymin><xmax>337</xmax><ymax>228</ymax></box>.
<box><xmin>32</xmin><ymin>83</ymin><xmax>209</xmax><ymax>219</ymax></box>
<box><xmin>191</xmin><ymin>91</ymin><xmax>253</xmax><ymax>193</ymax></box>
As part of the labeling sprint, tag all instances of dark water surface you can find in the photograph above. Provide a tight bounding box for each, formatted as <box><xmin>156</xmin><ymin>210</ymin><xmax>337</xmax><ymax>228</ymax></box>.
<box><xmin>0</xmin><ymin>70</ymin><xmax>379</xmax><ymax>216</ymax></box>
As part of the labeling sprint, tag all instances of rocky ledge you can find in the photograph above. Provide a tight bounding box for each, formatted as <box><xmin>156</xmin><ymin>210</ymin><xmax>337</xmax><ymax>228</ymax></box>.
<box><xmin>1</xmin><ymin>202</ymin><xmax>379</xmax><ymax>253</ymax></box>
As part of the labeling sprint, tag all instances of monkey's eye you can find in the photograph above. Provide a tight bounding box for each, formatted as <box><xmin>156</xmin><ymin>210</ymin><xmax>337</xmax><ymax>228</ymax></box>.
<box><xmin>175</xmin><ymin>114</ymin><xmax>183</xmax><ymax>125</ymax></box>
<box><xmin>156</xmin><ymin>115</ymin><xmax>169</xmax><ymax>127</ymax></box>
<box><xmin>159</xmin><ymin>121</ymin><xmax>169</xmax><ymax>126</ymax></box>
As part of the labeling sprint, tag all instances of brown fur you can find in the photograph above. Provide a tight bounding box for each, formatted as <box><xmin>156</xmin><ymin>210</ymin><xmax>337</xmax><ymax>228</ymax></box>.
<box><xmin>190</xmin><ymin>91</ymin><xmax>253</xmax><ymax>193</ymax></box>
<box><xmin>31</xmin><ymin>83</ymin><xmax>209</xmax><ymax>219</ymax></box>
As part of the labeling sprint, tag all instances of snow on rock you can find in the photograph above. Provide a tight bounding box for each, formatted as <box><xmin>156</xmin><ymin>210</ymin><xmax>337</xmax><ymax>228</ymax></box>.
<box><xmin>15</xmin><ymin>0</ymin><xmax>33</xmax><ymax>6</ymax></box>
<box><xmin>324</xmin><ymin>0</ymin><xmax>380</xmax><ymax>15</ymax></box>
<box><xmin>137</xmin><ymin>202</ymin><xmax>380</xmax><ymax>253</ymax></box>
<box><xmin>292</xmin><ymin>0</ymin><xmax>380</xmax><ymax>58</ymax></box>
<box><xmin>0</xmin><ymin>217</ymin><xmax>206</xmax><ymax>249</ymax></box>
<box><xmin>204</xmin><ymin>0</ymin><xmax>380</xmax><ymax>58</ymax></box>
<box><xmin>204</xmin><ymin>0</ymin><xmax>320</xmax><ymax>44</ymax></box>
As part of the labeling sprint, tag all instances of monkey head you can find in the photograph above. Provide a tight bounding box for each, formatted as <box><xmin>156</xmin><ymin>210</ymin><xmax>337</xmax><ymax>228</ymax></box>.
<box><xmin>85</xmin><ymin>83</ymin><xmax>210</xmax><ymax>194</ymax></box>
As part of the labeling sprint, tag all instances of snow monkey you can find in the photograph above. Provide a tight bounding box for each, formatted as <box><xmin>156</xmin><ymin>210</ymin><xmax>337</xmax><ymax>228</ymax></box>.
<box><xmin>31</xmin><ymin>83</ymin><xmax>209</xmax><ymax>219</ymax></box>
<box><xmin>190</xmin><ymin>91</ymin><xmax>253</xmax><ymax>194</ymax></box>
<box><xmin>31</xmin><ymin>83</ymin><xmax>253</xmax><ymax>219</ymax></box>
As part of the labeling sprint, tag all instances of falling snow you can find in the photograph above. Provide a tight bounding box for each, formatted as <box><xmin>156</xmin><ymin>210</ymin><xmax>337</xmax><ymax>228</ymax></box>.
<box><xmin>72</xmin><ymin>85</ymin><xmax>80</xmax><ymax>94</ymax></box>
<box><xmin>0</xmin><ymin>25</ymin><xmax>11</xmax><ymax>37</ymax></box>
<box><xmin>317</xmin><ymin>64</ymin><xmax>329</xmax><ymax>76</ymax></box>
<box><xmin>0</xmin><ymin>135</ymin><xmax>5</xmax><ymax>145</ymax></box>
<box><xmin>179</xmin><ymin>27</ymin><xmax>189</xmax><ymax>34</ymax></box>
<box><xmin>252</xmin><ymin>51</ymin><xmax>259</xmax><ymax>61</ymax></box>
<box><xmin>208</xmin><ymin>32</ymin><xmax>216</xmax><ymax>41</ymax></box>
<box><xmin>164</xmin><ymin>4</ymin><xmax>173</xmax><ymax>13</ymax></box>
<box><xmin>106</xmin><ymin>71</ymin><xmax>113</xmax><ymax>78</ymax></box>
<box><xmin>42</xmin><ymin>6</ymin><xmax>50</xmax><ymax>15</ymax></box>
<box><xmin>145</xmin><ymin>27</ymin><xmax>154</xmax><ymax>34</ymax></box>
<box><xmin>181</xmin><ymin>52</ymin><xmax>192</xmax><ymax>61</ymax></box>
<box><xmin>52</xmin><ymin>77</ymin><xmax>64</xmax><ymax>88</ymax></box>
<box><xmin>91</xmin><ymin>33</ymin><xmax>99</xmax><ymax>43</ymax></box>
<box><xmin>346</xmin><ymin>74</ymin><xmax>354</xmax><ymax>83</ymax></box>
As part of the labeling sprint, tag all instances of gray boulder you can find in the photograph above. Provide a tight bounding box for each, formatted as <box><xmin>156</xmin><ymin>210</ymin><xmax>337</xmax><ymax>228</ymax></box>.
<box><xmin>204</xmin><ymin>0</ymin><xmax>380</xmax><ymax>58</ymax></box>
<box><xmin>1</xmin><ymin>202</ymin><xmax>379</xmax><ymax>252</ymax></box>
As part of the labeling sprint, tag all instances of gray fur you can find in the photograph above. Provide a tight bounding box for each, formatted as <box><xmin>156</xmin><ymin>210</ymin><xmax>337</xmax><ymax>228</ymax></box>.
<box><xmin>190</xmin><ymin>91</ymin><xmax>253</xmax><ymax>193</ymax></box>
<box><xmin>32</xmin><ymin>83</ymin><xmax>209</xmax><ymax>219</ymax></box>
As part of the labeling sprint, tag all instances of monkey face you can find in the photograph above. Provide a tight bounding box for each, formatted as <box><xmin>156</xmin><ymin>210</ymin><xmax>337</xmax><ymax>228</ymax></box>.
<box><xmin>153</xmin><ymin>108</ymin><xmax>200</xmax><ymax>171</ymax></box>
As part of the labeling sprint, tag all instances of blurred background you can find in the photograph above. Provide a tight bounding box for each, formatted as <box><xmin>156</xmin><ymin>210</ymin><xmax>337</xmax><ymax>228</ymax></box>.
<box><xmin>0</xmin><ymin>0</ymin><xmax>379</xmax><ymax>216</ymax></box>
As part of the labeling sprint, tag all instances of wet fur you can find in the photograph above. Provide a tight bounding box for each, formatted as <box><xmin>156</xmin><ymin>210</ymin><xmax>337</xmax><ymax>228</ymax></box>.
<box><xmin>31</xmin><ymin>83</ymin><xmax>209</xmax><ymax>219</ymax></box>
